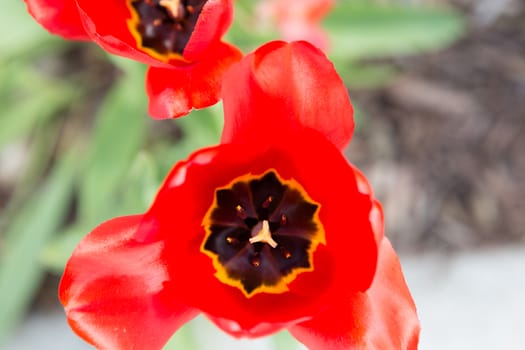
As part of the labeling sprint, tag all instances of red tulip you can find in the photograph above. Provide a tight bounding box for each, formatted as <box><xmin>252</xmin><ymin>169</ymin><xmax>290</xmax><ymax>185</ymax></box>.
<box><xmin>59</xmin><ymin>41</ymin><xmax>419</xmax><ymax>349</ymax></box>
<box><xmin>24</xmin><ymin>0</ymin><xmax>242</xmax><ymax>118</ymax></box>
<box><xmin>257</xmin><ymin>0</ymin><xmax>334</xmax><ymax>51</ymax></box>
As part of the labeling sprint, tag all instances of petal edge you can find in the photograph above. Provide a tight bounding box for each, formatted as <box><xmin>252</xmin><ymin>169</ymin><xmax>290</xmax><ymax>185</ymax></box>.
<box><xmin>147</xmin><ymin>42</ymin><xmax>242</xmax><ymax>119</ymax></box>
<box><xmin>221</xmin><ymin>41</ymin><xmax>354</xmax><ymax>150</ymax></box>
<box><xmin>289</xmin><ymin>238</ymin><xmax>420</xmax><ymax>350</ymax></box>
<box><xmin>59</xmin><ymin>215</ymin><xmax>199</xmax><ymax>350</ymax></box>
<box><xmin>25</xmin><ymin>0</ymin><xmax>90</xmax><ymax>40</ymax></box>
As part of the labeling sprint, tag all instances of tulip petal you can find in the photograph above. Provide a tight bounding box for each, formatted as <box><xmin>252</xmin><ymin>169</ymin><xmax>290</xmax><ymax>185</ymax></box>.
<box><xmin>221</xmin><ymin>40</ymin><xmax>354</xmax><ymax>150</ymax></box>
<box><xmin>59</xmin><ymin>215</ymin><xmax>199</xmax><ymax>350</ymax></box>
<box><xmin>146</xmin><ymin>130</ymin><xmax>377</xmax><ymax>334</ymax></box>
<box><xmin>279</xmin><ymin>21</ymin><xmax>330</xmax><ymax>52</ymax></box>
<box><xmin>24</xmin><ymin>0</ymin><xmax>89</xmax><ymax>40</ymax></box>
<box><xmin>289</xmin><ymin>238</ymin><xmax>420</xmax><ymax>350</ymax></box>
<box><xmin>75</xmin><ymin>0</ymin><xmax>158</xmax><ymax>64</ymax></box>
<box><xmin>259</xmin><ymin>0</ymin><xmax>334</xmax><ymax>51</ymax></box>
<box><xmin>183</xmin><ymin>0</ymin><xmax>235</xmax><ymax>61</ymax></box>
<box><xmin>76</xmin><ymin>0</ymin><xmax>237</xmax><ymax>68</ymax></box>
<box><xmin>146</xmin><ymin>41</ymin><xmax>242</xmax><ymax>119</ymax></box>
<box><xmin>351</xmin><ymin>164</ymin><xmax>385</xmax><ymax>244</ymax></box>
<box><xmin>260</xmin><ymin>0</ymin><xmax>334</xmax><ymax>24</ymax></box>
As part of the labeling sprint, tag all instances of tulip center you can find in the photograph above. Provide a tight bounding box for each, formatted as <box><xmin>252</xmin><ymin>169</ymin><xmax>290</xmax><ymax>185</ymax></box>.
<box><xmin>127</xmin><ymin>0</ymin><xmax>207</xmax><ymax>60</ymax></box>
<box><xmin>201</xmin><ymin>170</ymin><xmax>326</xmax><ymax>297</ymax></box>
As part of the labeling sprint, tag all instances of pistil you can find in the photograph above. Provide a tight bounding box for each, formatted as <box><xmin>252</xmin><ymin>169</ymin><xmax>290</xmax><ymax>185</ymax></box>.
<box><xmin>249</xmin><ymin>220</ymin><xmax>278</xmax><ymax>248</ymax></box>
<box><xmin>159</xmin><ymin>0</ymin><xmax>185</xmax><ymax>20</ymax></box>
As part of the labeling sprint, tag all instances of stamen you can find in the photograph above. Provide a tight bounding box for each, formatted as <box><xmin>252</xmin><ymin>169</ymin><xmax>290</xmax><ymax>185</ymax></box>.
<box><xmin>262</xmin><ymin>195</ymin><xmax>273</xmax><ymax>208</ymax></box>
<box><xmin>251</xmin><ymin>254</ymin><xmax>261</xmax><ymax>267</ymax></box>
<box><xmin>280</xmin><ymin>246</ymin><xmax>292</xmax><ymax>259</ymax></box>
<box><xmin>249</xmin><ymin>220</ymin><xmax>278</xmax><ymax>248</ymax></box>
<box><xmin>235</xmin><ymin>205</ymin><xmax>248</xmax><ymax>219</ymax></box>
<box><xmin>159</xmin><ymin>0</ymin><xmax>185</xmax><ymax>19</ymax></box>
<box><xmin>280</xmin><ymin>213</ymin><xmax>287</xmax><ymax>226</ymax></box>
<box><xmin>225</xmin><ymin>236</ymin><xmax>239</xmax><ymax>245</ymax></box>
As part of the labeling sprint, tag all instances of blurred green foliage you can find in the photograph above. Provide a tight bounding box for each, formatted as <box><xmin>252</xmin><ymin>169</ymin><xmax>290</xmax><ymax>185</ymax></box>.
<box><xmin>0</xmin><ymin>0</ymin><xmax>464</xmax><ymax>348</ymax></box>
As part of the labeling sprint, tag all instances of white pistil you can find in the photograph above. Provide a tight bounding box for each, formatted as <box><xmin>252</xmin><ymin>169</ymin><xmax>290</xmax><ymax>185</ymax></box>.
<box><xmin>159</xmin><ymin>0</ymin><xmax>184</xmax><ymax>19</ymax></box>
<box><xmin>249</xmin><ymin>220</ymin><xmax>278</xmax><ymax>248</ymax></box>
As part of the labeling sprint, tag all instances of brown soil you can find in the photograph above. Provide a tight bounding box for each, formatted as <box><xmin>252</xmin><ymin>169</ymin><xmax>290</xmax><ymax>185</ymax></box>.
<box><xmin>348</xmin><ymin>0</ymin><xmax>525</xmax><ymax>252</ymax></box>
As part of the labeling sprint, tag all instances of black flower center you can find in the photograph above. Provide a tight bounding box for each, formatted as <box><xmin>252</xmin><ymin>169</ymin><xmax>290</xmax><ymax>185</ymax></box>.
<box><xmin>127</xmin><ymin>0</ymin><xmax>207</xmax><ymax>60</ymax></box>
<box><xmin>201</xmin><ymin>170</ymin><xmax>325</xmax><ymax>297</ymax></box>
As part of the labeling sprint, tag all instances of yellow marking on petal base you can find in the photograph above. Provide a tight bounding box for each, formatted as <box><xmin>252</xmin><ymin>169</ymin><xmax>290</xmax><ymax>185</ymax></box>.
<box><xmin>200</xmin><ymin>169</ymin><xmax>326</xmax><ymax>298</ymax></box>
<box><xmin>126</xmin><ymin>0</ymin><xmax>189</xmax><ymax>63</ymax></box>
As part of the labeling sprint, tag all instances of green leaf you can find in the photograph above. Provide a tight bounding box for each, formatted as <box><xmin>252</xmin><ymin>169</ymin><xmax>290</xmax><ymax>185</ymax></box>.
<box><xmin>39</xmin><ymin>225</ymin><xmax>86</xmax><ymax>274</ymax></box>
<box><xmin>118</xmin><ymin>151</ymin><xmax>160</xmax><ymax>214</ymax></box>
<box><xmin>272</xmin><ymin>330</ymin><xmax>306</xmax><ymax>350</ymax></box>
<box><xmin>0</xmin><ymin>0</ymin><xmax>57</xmax><ymax>60</ymax></box>
<box><xmin>325</xmin><ymin>2</ymin><xmax>465</xmax><ymax>60</ymax></box>
<box><xmin>41</xmin><ymin>150</ymin><xmax>162</xmax><ymax>273</ymax></box>
<box><xmin>0</xmin><ymin>151</ymin><xmax>76</xmax><ymax>346</ymax></box>
<box><xmin>175</xmin><ymin>103</ymin><xmax>223</xmax><ymax>148</ymax></box>
<box><xmin>332</xmin><ymin>59</ymin><xmax>399</xmax><ymax>89</ymax></box>
<box><xmin>153</xmin><ymin>104</ymin><xmax>223</xmax><ymax>174</ymax></box>
<box><xmin>77</xmin><ymin>65</ymin><xmax>148</xmax><ymax>224</ymax></box>
<box><xmin>41</xmin><ymin>151</ymin><xmax>159</xmax><ymax>273</ymax></box>
<box><xmin>0</xmin><ymin>63</ymin><xmax>76</xmax><ymax>148</ymax></box>
<box><xmin>224</xmin><ymin>2</ymin><xmax>274</xmax><ymax>53</ymax></box>
<box><xmin>163</xmin><ymin>322</ymin><xmax>200</xmax><ymax>350</ymax></box>
<box><xmin>0</xmin><ymin>115</ymin><xmax>67</xmax><ymax>239</ymax></box>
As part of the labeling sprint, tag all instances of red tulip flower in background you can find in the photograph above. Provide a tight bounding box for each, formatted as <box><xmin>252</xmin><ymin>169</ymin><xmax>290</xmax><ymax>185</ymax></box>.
<box><xmin>257</xmin><ymin>0</ymin><xmax>334</xmax><ymax>51</ymax></box>
<box><xmin>59</xmin><ymin>41</ymin><xmax>420</xmax><ymax>349</ymax></box>
<box><xmin>24</xmin><ymin>0</ymin><xmax>242</xmax><ymax>118</ymax></box>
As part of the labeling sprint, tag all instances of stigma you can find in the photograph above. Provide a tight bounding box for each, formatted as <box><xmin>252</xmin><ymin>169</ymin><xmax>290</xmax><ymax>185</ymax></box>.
<box><xmin>159</xmin><ymin>0</ymin><xmax>184</xmax><ymax>19</ymax></box>
<box><xmin>249</xmin><ymin>220</ymin><xmax>278</xmax><ymax>248</ymax></box>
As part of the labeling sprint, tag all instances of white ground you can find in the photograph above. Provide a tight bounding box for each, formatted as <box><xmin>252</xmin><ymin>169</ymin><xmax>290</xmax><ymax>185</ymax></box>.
<box><xmin>4</xmin><ymin>245</ymin><xmax>525</xmax><ymax>350</ymax></box>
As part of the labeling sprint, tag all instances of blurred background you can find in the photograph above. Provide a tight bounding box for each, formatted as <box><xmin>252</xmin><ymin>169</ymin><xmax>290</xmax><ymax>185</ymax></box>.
<box><xmin>1</xmin><ymin>0</ymin><xmax>524</xmax><ymax>349</ymax></box>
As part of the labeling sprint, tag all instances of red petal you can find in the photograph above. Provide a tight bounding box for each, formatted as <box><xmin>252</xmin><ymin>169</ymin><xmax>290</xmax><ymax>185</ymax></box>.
<box><xmin>261</xmin><ymin>0</ymin><xmax>334</xmax><ymax>23</ymax></box>
<box><xmin>351</xmin><ymin>164</ymin><xmax>385</xmax><ymax>244</ymax></box>
<box><xmin>146</xmin><ymin>42</ymin><xmax>242</xmax><ymax>119</ymax></box>
<box><xmin>221</xmin><ymin>40</ymin><xmax>354</xmax><ymax>150</ymax></box>
<box><xmin>59</xmin><ymin>215</ymin><xmax>198</xmax><ymax>350</ymax></box>
<box><xmin>75</xmin><ymin>0</ymin><xmax>168</xmax><ymax>66</ymax></box>
<box><xmin>289</xmin><ymin>238</ymin><xmax>420</xmax><ymax>350</ymax></box>
<box><xmin>183</xmin><ymin>0</ymin><xmax>235</xmax><ymax>61</ymax></box>
<box><xmin>146</xmin><ymin>128</ymin><xmax>377</xmax><ymax>334</ymax></box>
<box><xmin>24</xmin><ymin>0</ymin><xmax>90</xmax><ymax>40</ymax></box>
<box><xmin>279</xmin><ymin>21</ymin><xmax>330</xmax><ymax>52</ymax></box>
<box><xmin>76</xmin><ymin>0</ymin><xmax>235</xmax><ymax>67</ymax></box>
<box><xmin>259</xmin><ymin>0</ymin><xmax>334</xmax><ymax>51</ymax></box>
<box><xmin>206</xmin><ymin>314</ymin><xmax>285</xmax><ymax>338</ymax></box>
